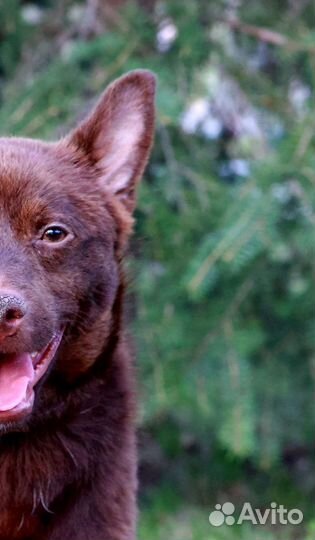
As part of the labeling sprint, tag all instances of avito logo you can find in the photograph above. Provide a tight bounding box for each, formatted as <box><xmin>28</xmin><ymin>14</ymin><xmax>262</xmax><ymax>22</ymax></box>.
<box><xmin>209</xmin><ymin>502</ymin><xmax>303</xmax><ymax>527</ymax></box>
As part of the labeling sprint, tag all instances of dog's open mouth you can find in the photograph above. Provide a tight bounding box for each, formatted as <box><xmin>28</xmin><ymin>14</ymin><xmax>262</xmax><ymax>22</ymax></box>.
<box><xmin>0</xmin><ymin>330</ymin><xmax>64</xmax><ymax>420</ymax></box>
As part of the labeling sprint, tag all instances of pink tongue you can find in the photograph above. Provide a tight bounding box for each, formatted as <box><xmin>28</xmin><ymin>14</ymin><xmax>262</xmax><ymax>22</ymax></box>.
<box><xmin>0</xmin><ymin>353</ymin><xmax>34</xmax><ymax>411</ymax></box>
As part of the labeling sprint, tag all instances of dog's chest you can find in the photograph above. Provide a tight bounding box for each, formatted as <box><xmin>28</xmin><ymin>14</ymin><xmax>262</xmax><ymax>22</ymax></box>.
<box><xmin>0</xmin><ymin>433</ymin><xmax>75</xmax><ymax>539</ymax></box>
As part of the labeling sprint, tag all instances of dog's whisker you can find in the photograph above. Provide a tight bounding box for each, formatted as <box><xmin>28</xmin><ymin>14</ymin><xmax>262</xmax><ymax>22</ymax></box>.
<box><xmin>17</xmin><ymin>513</ymin><xmax>25</xmax><ymax>531</ymax></box>
<box><xmin>80</xmin><ymin>407</ymin><xmax>96</xmax><ymax>415</ymax></box>
<box><xmin>39</xmin><ymin>486</ymin><xmax>54</xmax><ymax>514</ymax></box>
<box><xmin>55</xmin><ymin>432</ymin><xmax>78</xmax><ymax>468</ymax></box>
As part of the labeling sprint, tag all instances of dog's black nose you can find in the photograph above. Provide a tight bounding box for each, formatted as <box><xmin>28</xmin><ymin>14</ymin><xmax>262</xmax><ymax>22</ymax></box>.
<box><xmin>0</xmin><ymin>293</ymin><xmax>26</xmax><ymax>337</ymax></box>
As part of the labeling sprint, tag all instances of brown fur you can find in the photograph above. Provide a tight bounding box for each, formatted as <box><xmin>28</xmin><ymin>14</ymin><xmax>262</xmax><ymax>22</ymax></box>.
<box><xmin>0</xmin><ymin>70</ymin><xmax>156</xmax><ymax>539</ymax></box>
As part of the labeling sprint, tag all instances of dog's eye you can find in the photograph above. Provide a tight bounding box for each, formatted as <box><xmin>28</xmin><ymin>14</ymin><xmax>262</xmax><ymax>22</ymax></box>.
<box><xmin>41</xmin><ymin>226</ymin><xmax>68</xmax><ymax>243</ymax></box>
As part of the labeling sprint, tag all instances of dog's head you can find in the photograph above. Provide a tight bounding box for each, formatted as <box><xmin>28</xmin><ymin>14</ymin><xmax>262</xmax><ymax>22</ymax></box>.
<box><xmin>0</xmin><ymin>70</ymin><xmax>155</xmax><ymax>428</ymax></box>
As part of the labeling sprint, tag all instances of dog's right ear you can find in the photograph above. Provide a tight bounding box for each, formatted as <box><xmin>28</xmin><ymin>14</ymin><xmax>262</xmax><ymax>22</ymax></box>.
<box><xmin>64</xmin><ymin>70</ymin><xmax>156</xmax><ymax>214</ymax></box>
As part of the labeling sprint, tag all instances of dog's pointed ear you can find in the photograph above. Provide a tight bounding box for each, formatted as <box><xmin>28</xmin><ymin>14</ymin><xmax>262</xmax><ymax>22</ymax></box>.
<box><xmin>66</xmin><ymin>70</ymin><xmax>156</xmax><ymax>212</ymax></box>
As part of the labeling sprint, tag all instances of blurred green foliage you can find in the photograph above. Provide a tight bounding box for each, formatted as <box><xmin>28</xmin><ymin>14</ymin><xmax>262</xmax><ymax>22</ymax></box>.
<box><xmin>0</xmin><ymin>0</ymin><xmax>314</xmax><ymax>537</ymax></box>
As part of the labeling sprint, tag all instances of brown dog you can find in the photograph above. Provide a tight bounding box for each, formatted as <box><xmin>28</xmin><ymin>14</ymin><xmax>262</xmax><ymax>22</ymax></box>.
<box><xmin>0</xmin><ymin>70</ymin><xmax>155</xmax><ymax>539</ymax></box>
